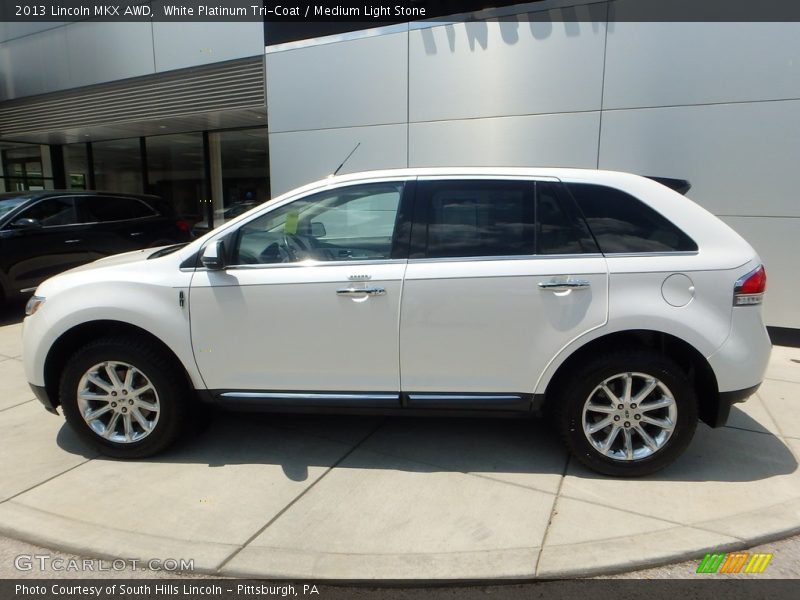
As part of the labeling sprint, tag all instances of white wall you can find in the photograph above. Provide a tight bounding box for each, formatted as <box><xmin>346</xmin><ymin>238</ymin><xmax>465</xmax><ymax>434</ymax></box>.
<box><xmin>264</xmin><ymin>2</ymin><xmax>800</xmax><ymax>329</ymax></box>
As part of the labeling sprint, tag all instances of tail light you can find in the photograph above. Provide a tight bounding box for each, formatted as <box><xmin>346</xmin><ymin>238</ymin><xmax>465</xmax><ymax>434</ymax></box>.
<box><xmin>176</xmin><ymin>220</ymin><xmax>190</xmax><ymax>234</ymax></box>
<box><xmin>733</xmin><ymin>264</ymin><xmax>766</xmax><ymax>306</ymax></box>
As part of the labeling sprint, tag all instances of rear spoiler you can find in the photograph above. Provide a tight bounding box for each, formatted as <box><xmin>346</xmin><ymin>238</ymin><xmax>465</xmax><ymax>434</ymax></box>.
<box><xmin>645</xmin><ymin>176</ymin><xmax>692</xmax><ymax>195</ymax></box>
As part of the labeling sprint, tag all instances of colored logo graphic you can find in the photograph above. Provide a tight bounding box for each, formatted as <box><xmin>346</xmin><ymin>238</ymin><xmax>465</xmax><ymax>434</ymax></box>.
<box><xmin>696</xmin><ymin>552</ymin><xmax>773</xmax><ymax>574</ymax></box>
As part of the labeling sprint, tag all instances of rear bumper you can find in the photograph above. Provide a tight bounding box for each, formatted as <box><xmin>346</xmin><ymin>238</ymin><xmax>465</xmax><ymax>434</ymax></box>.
<box><xmin>30</xmin><ymin>383</ymin><xmax>58</xmax><ymax>414</ymax></box>
<box><xmin>709</xmin><ymin>382</ymin><xmax>761</xmax><ymax>428</ymax></box>
<box><xmin>707</xmin><ymin>307</ymin><xmax>771</xmax><ymax>394</ymax></box>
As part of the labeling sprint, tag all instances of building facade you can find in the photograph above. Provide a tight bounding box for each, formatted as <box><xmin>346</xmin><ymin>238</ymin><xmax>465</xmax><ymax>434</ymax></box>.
<box><xmin>1</xmin><ymin>0</ymin><xmax>799</xmax><ymax>331</ymax></box>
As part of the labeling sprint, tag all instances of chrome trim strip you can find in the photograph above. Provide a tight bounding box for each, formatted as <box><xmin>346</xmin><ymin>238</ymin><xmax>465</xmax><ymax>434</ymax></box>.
<box><xmin>408</xmin><ymin>394</ymin><xmax>523</xmax><ymax>402</ymax></box>
<box><xmin>226</xmin><ymin>259</ymin><xmax>406</xmax><ymax>271</ymax></box>
<box><xmin>408</xmin><ymin>253</ymin><xmax>604</xmax><ymax>264</ymax></box>
<box><xmin>220</xmin><ymin>392</ymin><xmax>399</xmax><ymax>401</ymax></box>
<box><xmin>604</xmin><ymin>251</ymin><xmax>700</xmax><ymax>258</ymax></box>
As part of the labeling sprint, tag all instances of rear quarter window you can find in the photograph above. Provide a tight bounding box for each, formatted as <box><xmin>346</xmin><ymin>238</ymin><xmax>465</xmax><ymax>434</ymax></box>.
<box><xmin>566</xmin><ymin>183</ymin><xmax>697</xmax><ymax>253</ymax></box>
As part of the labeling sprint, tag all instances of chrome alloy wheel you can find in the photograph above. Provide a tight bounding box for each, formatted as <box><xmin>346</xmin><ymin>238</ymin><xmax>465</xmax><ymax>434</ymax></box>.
<box><xmin>581</xmin><ymin>372</ymin><xmax>678</xmax><ymax>461</ymax></box>
<box><xmin>76</xmin><ymin>361</ymin><xmax>160</xmax><ymax>443</ymax></box>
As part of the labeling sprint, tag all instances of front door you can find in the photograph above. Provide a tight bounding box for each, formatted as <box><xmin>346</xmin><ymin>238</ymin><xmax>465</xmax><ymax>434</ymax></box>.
<box><xmin>189</xmin><ymin>180</ymin><xmax>409</xmax><ymax>406</ymax></box>
<box><xmin>399</xmin><ymin>177</ymin><xmax>609</xmax><ymax>408</ymax></box>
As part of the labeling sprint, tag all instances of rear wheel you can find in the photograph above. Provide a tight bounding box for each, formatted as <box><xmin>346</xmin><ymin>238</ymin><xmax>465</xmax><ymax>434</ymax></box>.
<box><xmin>60</xmin><ymin>337</ymin><xmax>188</xmax><ymax>458</ymax></box>
<box><xmin>555</xmin><ymin>350</ymin><xmax>698</xmax><ymax>477</ymax></box>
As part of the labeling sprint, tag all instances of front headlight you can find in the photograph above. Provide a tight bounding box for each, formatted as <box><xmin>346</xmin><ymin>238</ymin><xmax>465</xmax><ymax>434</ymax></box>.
<box><xmin>25</xmin><ymin>295</ymin><xmax>46</xmax><ymax>316</ymax></box>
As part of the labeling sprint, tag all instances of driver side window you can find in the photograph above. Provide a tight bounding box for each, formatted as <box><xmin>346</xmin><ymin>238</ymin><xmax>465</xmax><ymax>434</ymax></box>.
<box><xmin>233</xmin><ymin>182</ymin><xmax>403</xmax><ymax>265</ymax></box>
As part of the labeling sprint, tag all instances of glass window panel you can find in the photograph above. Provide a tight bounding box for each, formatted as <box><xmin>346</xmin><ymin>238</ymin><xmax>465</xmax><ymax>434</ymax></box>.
<box><xmin>567</xmin><ymin>183</ymin><xmax>698</xmax><ymax>253</ymax></box>
<box><xmin>92</xmin><ymin>138</ymin><xmax>143</xmax><ymax>195</ymax></box>
<box><xmin>233</xmin><ymin>182</ymin><xmax>403</xmax><ymax>265</ymax></box>
<box><xmin>145</xmin><ymin>133</ymin><xmax>204</xmax><ymax>223</ymax></box>
<box><xmin>19</xmin><ymin>197</ymin><xmax>78</xmax><ymax>227</ymax></box>
<box><xmin>218</xmin><ymin>128</ymin><xmax>269</xmax><ymax>221</ymax></box>
<box><xmin>420</xmin><ymin>180</ymin><xmax>536</xmax><ymax>259</ymax></box>
<box><xmin>63</xmin><ymin>143</ymin><xmax>89</xmax><ymax>190</ymax></box>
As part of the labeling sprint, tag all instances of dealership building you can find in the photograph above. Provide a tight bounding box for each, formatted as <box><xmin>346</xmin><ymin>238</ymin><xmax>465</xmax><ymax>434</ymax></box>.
<box><xmin>0</xmin><ymin>0</ymin><xmax>798</xmax><ymax>331</ymax></box>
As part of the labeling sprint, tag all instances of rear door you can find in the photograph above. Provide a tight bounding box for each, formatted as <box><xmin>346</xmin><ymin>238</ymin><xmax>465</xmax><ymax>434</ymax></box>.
<box><xmin>399</xmin><ymin>177</ymin><xmax>609</xmax><ymax>409</ymax></box>
<box><xmin>76</xmin><ymin>195</ymin><xmax>162</xmax><ymax>256</ymax></box>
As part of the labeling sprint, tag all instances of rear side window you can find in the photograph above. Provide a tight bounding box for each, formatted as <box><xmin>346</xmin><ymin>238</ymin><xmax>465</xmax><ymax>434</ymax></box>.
<box><xmin>536</xmin><ymin>183</ymin><xmax>598</xmax><ymax>255</ymax></box>
<box><xmin>416</xmin><ymin>180</ymin><xmax>535</xmax><ymax>258</ymax></box>
<box><xmin>566</xmin><ymin>183</ymin><xmax>698</xmax><ymax>253</ymax></box>
<box><xmin>414</xmin><ymin>180</ymin><xmax>598</xmax><ymax>259</ymax></box>
<box><xmin>80</xmin><ymin>196</ymin><xmax>156</xmax><ymax>222</ymax></box>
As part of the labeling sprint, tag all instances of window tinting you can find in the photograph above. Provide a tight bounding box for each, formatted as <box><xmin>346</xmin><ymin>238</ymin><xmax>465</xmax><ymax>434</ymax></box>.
<box><xmin>566</xmin><ymin>183</ymin><xmax>698</xmax><ymax>253</ymax></box>
<box><xmin>420</xmin><ymin>180</ymin><xmax>536</xmax><ymax>258</ymax></box>
<box><xmin>81</xmin><ymin>196</ymin><xmax>155</xmax><ymax>222</ymax></box>
<box><xmin>536</xmin><ymin>183</ymin><xmax>598</xmax><ymax>255</ymax></box>
<box><xmin>19</xmin><ymin>197</ymin><xmax>78</xmax><ymax>227</ymax></box>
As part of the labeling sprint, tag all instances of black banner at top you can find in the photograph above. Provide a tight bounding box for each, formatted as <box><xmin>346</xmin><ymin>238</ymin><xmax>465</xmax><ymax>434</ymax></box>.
<box><xmin>2</xmin><ymin>0</ymin><xmax>800</xmax><ymax>23</ymax></box>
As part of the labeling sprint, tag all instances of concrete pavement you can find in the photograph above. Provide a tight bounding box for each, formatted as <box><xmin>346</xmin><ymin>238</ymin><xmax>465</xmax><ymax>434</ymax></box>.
<box><xmin>1</xmin><ymin>302</ymin><xmax>799</xmax><ymax>580</ymax></box>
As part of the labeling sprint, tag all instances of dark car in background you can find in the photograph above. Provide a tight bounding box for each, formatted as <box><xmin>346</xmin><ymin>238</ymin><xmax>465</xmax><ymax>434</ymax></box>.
<box><xmin>0</xmin><ymin>191</ymin><xmax>190</xmax><ymax>303</ymax></box>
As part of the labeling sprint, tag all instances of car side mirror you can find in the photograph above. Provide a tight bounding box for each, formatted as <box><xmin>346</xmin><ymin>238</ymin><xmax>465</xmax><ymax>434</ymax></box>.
<box><xmin>201</xmin><ymin>240</ymin><xmax>226</xmax><ymax>270</ymax></box>
<box><xmin>310</xmin><ymin>221</ymin><xmax>326</xmax><ymax>237</ymax></box>
<box><xmin>11</xmin><ymin>218</ymin><xmax>42</xmax><ymax>229</ymax></box>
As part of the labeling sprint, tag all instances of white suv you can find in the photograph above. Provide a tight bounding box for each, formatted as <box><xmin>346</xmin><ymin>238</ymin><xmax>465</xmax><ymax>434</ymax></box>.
<box><xmin>22</xmin><ymin>169</ymin><xmax>771</xmax><ymax>476</ymax></box>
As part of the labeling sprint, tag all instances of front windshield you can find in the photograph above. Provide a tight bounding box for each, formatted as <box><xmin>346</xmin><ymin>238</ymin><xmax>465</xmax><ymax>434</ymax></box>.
<box><xmin>0</xmin><ymin>197</ymin><xmax>29</xmax><ymax>219</ymax></box>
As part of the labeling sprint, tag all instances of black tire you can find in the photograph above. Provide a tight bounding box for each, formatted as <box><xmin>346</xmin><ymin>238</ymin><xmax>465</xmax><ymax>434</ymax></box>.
<box><xmin>554</xmin><ymin>350</ymin><xmax>698</xmax><ymax>477</ymax></box>
<box><xmin>59</xmin><ymin>336</ymin><xmax>188</xmax><ymax>458</ymax></box>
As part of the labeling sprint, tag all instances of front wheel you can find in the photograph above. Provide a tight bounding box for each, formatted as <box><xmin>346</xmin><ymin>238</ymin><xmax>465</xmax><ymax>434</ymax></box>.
<box><xmin>60</xmin><ymin>337</ymin><xmax>188</xmax><ymax>458</ymax></box>
<box><xmin>555</xmin><ymin>350</ymin><xmax>698</xmax><ymax>477</ymax></box>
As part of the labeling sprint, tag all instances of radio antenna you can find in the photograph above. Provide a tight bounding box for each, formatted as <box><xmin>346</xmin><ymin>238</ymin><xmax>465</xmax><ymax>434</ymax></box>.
<box><xmin>331</xmin><ymin>142</ymin><xmax>361</xmax><ymax>177</ymax></box>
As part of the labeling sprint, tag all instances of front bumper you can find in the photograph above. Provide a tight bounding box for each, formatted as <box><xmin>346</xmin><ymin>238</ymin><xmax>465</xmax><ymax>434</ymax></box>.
<box><xmin>30</xmin><ymin>383</ymin><xmax>58</xmax><ymax>414</ymax></box>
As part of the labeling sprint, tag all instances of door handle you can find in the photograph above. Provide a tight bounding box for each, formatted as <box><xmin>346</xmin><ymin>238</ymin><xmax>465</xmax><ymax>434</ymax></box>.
<box><xmin>64</xmin><ymin>239</ymin><xmax>82</xmax><ymax>244</ymax></box>
<box><xmin>336</xmin><ymin>286</ymin><xmax>386</xmax><ymax>297</ymax></box>
<box><xmin>129</xmin><ymin>232</ymin><xmax>144</xmax><ymax>237</ymax></box>
<box><xmin>538</xmin><ymin>279</ymin><xmax>591</xmax><ymax>292</ymax></box>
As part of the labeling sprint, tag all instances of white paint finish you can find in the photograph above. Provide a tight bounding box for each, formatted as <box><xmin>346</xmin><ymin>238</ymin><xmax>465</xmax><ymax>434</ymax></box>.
<box><xmin>401</xmin><ymin>256</ymin><xmax>608</xmax><ymax>394</ymax></box>
<box><xmin>22</xmin><ymin>249</ymin><xmax>200</xmax><ymax>389</ymax></box>
<box><xmin>598</xmin><ymin>100</ymin><xmax>800</xmax><ymax>218</ymax></box>
<box><xmin>661</xmin><ymin>273</ymin><xmax>694</xmax><ymax>308</ymax></box>
<box><xmin>268</xmin><ymin>124</ymin><xmax>407</xmax><ymax>195</ymax></box>
<box><xmin>707</xmin><ymin>306</ymin><xmax>771</xmax><ymax>393</ymax></box>
<box><xmin>408</xmin><ymin>8</ymin><xmax>606</xmax><ymax>122</ymax></box>
<box><xmin>266</xmin><ymin>32</ymin><xmax>408</xmax><ymax>133</ymax></box>
<box><xmin>603</xmin><ymin>18</ymin><xmax>800</xmax><ymax>109</ymax></box>
<box><xmin>409</xmin><ymin>112</ymin><xmax>601</xmax><ymax>168</ymax></box>
<box><xmin>152</xmin><ymin>20</ymin><xmax>263</xmax><ymax>72</ymax></box>
<box><xmin>721</xmin><ymin>216</ymin><xmax>800</xmax><ymax>329</ymax></box>
<box><xmin>65</xmin><ymin>22</ymin><xmax>155</xmax><ymax>89</ymax></box>
<box><xmin>190</xmin><ymin>263</ymin><xmax>406</xmax><ymax>391</ymax></box>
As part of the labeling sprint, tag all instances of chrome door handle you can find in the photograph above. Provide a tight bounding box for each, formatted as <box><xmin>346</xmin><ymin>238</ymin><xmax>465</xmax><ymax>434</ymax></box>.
<box><xmin>64</xmin><ymin>239</ymin><xmax>82</xmax><ymax>244</ymax></box>
<box><xmin>336</xmin><ymin>286</ymin><xmax>386</xmax><ymax>297</ymax></box>
<box><xmin>129</xmin><ymin>232</ymin><xmax>144</xmax><ymax>237</ymax></box>
<box><xmin>538</xmin><ymin>279</ymin><xmax>591</xmax><ymax>292</ymax></box>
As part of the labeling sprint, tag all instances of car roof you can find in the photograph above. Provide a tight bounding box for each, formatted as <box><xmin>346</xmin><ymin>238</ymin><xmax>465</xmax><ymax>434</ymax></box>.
<box><xmin>0</xmin><ymin>190</ymin><xmax>163</xmax><ymax>201</ymax></box>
